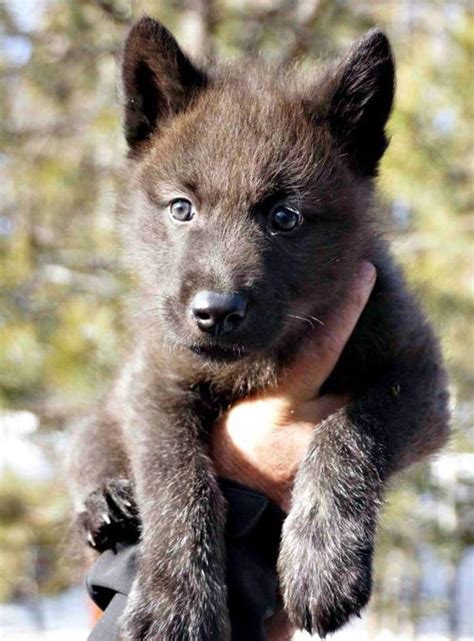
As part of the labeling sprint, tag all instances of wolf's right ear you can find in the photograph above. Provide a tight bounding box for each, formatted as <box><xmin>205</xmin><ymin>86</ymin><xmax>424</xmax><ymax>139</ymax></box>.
<box><xmin>121</xmin><ymin>17</ymin><xmax>207</xmax><ymax>152</ymax></box>
<box><xmin>318</xmin><ymin>29</ymin><xmax>395</xmax><ymax>177</ymax></box>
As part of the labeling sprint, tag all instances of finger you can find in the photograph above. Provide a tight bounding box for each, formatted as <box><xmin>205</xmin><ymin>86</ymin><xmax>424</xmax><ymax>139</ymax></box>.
<box><xmin>281</xmin><ymin>262</ymin><xmax>376</xmax><ymax>402</ymax></box>
<box><xmin>292</xmin><ymin>393</ymin><xmax>351</xmax><ymax>424</ymax></box>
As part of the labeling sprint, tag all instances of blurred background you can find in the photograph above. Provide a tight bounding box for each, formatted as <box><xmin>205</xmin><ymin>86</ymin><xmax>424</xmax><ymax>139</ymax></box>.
<box><xmin>0</xmin><ymin>0</ymin><xmax>472</xmax><ymax>639</ymax></box>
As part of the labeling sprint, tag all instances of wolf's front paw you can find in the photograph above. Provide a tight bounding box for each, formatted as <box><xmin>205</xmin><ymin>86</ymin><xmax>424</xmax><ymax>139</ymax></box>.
<box><xmin>119</xmin><ymin>588</ymin><xmax>167</xmax><ymax>641</ymax></box>
<box><xmin>120</xmin><ymin>593</ymin><xmax>187</xmax><ymax>641</ymax></box>
<box><xmin>278</xmin><ymin>511</ymin><xmax>373</xmax><ymax>637</ymax></box>
<box><xmin>78</xmin><ymin>478</ymin><xmax>140</xmax><ymax>552</ymax></box>
<box><xmin>120</xmin><ymin>578</ymin><xmax>230</xmax><ymax>641</ymax></box>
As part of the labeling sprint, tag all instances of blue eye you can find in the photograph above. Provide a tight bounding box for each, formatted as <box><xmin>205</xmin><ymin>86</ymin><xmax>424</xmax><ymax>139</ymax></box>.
<box><xmin>268</xmin><ymin>206</ymin><xmax>302</xmax><ymax>233</ymax></box>
<box><xmin>169</xmin><ymin>198</ymin><xmax>194</xmax><ymax>222</ymax></box>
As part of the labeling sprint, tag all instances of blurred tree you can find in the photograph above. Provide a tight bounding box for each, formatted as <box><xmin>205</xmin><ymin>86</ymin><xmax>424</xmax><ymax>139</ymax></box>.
<box><xmin>0</xmin><ymin>0</ymin><xmax>472</xmax><ymax>636</ymax></box>
<box><xmin>0</xmin><ymin>471</ymin><xmax>76</xmax><ymax>602</ymax></box>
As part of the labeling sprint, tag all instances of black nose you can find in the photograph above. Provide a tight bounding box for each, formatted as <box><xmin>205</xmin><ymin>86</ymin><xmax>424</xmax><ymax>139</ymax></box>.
<box><xmin>191</xmin><ymin>291</ymin><xmax>247</xmax><ymax>336</ymax></box>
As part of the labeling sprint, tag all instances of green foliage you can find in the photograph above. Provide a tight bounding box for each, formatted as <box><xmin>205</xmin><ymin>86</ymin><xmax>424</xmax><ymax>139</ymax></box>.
<box><xmin>0</xmin><ymin>472</ymin><xmax>75</xmax><ymax>602</ymax></box>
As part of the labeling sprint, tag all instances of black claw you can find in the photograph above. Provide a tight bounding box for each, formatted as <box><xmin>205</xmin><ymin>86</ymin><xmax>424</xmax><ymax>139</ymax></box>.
<box><xmin>316</xmin><ymin>626</ymin><xmax>326</xmax><ymax>639</ymax></box>
<box><xmin>79</xmin><ymin>479</ymin><xmax>141</xmax><ymax>552</ymax></box>
<box><xmin>86</xmin><ymin>530</ymin><xmax>96</xmax><ymax>548</ymax></box>
<box><xmin>303</xmin><ymin>608</ymin><xmax>313</xmax><ymax>635</ymax></box>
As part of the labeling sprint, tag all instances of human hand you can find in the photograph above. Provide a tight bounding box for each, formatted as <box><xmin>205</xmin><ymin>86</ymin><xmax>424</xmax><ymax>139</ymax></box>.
<box><xmin>210</xmin><ymin>262</ymin><xmax>377</xmax><ymax>512</ymax></box>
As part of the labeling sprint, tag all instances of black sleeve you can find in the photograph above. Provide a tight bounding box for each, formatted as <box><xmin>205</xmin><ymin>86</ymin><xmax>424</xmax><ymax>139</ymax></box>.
<box><xmin>86</xmin><ymin>479</ymin><xmax>285</xmax><ymax>641</ymax></box>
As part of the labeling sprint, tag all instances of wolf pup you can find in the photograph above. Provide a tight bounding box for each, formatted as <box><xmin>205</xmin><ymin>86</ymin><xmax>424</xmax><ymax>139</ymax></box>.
<box><xmin>69</xmin><ymin>17</ymin><xmax>449</xmax><ymax>640</ymax></box>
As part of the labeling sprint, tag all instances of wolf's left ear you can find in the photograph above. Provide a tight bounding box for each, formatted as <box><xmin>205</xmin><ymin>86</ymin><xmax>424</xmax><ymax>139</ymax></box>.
<box><xmin>325</xmin><ymin>29</ymin><xmax>395</xmax><ymax>176</ymax></box>
<box><xmin>122</xmin><ymin>17</ymin><xmax>207</xmax><ymax>153</ymax></box>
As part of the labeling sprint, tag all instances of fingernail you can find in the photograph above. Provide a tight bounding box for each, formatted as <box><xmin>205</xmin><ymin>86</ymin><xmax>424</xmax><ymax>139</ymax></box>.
<box><xmin>358</xmin><ymin>261</ymin><xmax>376</xmax><ymax>283</ymax></box>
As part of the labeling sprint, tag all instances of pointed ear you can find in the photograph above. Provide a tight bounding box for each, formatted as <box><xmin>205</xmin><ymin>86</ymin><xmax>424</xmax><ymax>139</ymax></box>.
<box><xmin>121</xmin><ymin>17</ymin><xmax>207</xmax><ymax>152</ymax></box>
<box><xmin>326</xmin><ymin>29</ymin><xmax>395</xmax><ymax>176</ymax></box>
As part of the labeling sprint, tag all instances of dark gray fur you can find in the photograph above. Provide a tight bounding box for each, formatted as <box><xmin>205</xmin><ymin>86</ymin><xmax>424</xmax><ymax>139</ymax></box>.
<box><xmin>69</xmin><ymin>17</ymin><xmax>450</xmax><ymax>640</ymax></box>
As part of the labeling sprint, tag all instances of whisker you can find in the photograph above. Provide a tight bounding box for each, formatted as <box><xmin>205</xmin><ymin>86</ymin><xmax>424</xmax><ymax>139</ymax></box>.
<box><xmin>307</xmin><ymin>314</ymin><xmax>325</xmax><ymax>326</ymax></box>
<box><xmin>129</xmin><ymin>308</ymin><xmax>162</xmax><ymax>319</ymax></box>
<box><xmin>286</xmin><ymin>314</ymin><xmax>315</xmax><ymax>330</ymax></box>
<box><xmin>286</xmin><ymin>312</ymin><xmax>325</xmax><ymax>329</ymax></box>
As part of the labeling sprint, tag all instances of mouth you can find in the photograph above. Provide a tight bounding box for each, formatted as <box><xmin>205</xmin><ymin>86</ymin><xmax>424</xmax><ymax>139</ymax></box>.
<box><xmin>188</xmin><ymin>343</ymin><xmax>249</xmax><ymax>363</ymax></box>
